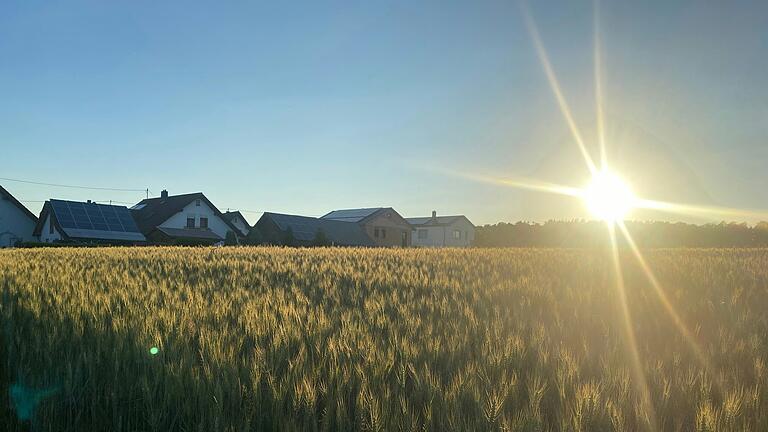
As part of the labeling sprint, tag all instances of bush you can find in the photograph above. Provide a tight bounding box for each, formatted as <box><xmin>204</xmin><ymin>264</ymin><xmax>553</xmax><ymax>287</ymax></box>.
<box><xmin>311</xmin><ymin>229</ymin><xmax>330</xmax><ymax>247</ymax></box>
<box><xmin>224</xmin><ymin>231</ymin><xmax>238</xmax><ymax>246</ymax></box>
<box><xmin>245</xmin><ymin>226</ymin><xmax>264</xmax><ymax>246</ymax></box>
<box><xmin>281</xmin><ymin>227</ymin><xmax>296</xmax><ymax>247</ymax></box>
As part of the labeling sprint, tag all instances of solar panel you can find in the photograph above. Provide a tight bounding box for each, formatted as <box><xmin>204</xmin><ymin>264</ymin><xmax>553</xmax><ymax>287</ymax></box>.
<box><xmin>322</xmin><ymin>208</ymin><xmax>382</xmax><ymax>222</ymax></box>
<box><xmin>266</xmin><ymin>212</ymin><xmax>374</xmax><ymax>246</ymax></box>
<box><xmin>51</xmin><ymin>200</ymin><xmax>76</xmax><ymax>228</ymax></box>
<box><xmin>49</xmin><ymin>200</ymin><xmax>145</xmax><ymax>242</ymax></box>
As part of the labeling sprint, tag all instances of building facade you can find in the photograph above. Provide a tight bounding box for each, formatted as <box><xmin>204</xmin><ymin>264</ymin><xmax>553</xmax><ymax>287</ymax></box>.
<box><xmin>222</xmin><ymin>211</ymin><xmax>251</xmax><ymax>237</ymax></box>
<box><xmin>256</xmin><ymin>212</ymin><xmax>374</xmax><ymax>247</ymax></box>
<box><xmin>321</xmin><ymin>207</ymin><xmax>412</xmax><ymax>247</ymax></box>
<box><xmin>131</xmin><ymin>190</ymin><xmax>242</xmax><ymax>244</ymax></box>
<box><xmin>406</xmin><ymin>211</ymin><xmax>475</xmax><ymax>247</ymax></box>
<box><xmin>0</xmin><ymin>185</ymin><xmax>38</xmax><ymax>247</ymax></box>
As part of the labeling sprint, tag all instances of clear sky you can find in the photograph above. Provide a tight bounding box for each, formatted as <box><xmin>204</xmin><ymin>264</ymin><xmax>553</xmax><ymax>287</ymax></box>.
<box><xmin>2</xmin><ymin>1</ymin><xmax>767</xmax><ymax>225</ymax></box>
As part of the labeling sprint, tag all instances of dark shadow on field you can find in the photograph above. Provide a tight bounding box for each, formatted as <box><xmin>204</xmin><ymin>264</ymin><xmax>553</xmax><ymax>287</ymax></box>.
<box><xmin>0</xmin><ymin>296</ymin><xmax>161</xmax><ymax>431</ymax></box>
<box><xmin>0</xmin><ymin>293</ymin><xmax>244</xmax><ymax>431</ymax></box>
<box><xmin>0</xmin><ymin>285</ymin><xmax>367</xmax><ymax>432</ymax></box>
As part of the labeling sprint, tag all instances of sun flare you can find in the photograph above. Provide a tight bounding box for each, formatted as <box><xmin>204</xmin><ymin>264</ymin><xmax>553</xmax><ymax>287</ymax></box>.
<box><xmin>583</xmin><ymin>170</ymin><xmax>636</xmax><ymax>222</ymax></box>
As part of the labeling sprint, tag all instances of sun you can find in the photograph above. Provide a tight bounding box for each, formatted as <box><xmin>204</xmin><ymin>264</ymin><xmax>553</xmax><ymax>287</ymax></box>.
<box><xmin>583</xmin><ymin>170</ymin><xmax>636</xmax><ymax>222</ymax></box>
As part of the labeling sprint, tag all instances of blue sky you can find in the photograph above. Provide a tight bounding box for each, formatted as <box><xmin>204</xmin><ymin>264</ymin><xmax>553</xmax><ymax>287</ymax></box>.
<box><xmin>2</xmin><ymin>1</ymin><xmax>767</xmax><ymax>225</ymax></box>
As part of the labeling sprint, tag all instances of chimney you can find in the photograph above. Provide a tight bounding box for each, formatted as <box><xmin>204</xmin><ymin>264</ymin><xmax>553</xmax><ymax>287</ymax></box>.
<box><xmin>161</xmin><ymin>190</ymin><xmax>169</xmax><ymax>200</ymax></box>
<box><xmin>87</xmin><ymin>200</ymin><xmax>92</xmax><ymax>204</ymax></box>
<box><xmin>431</xmin><ymin>210</ymin><xmax>437</xmax><ymax>221</ymax></box>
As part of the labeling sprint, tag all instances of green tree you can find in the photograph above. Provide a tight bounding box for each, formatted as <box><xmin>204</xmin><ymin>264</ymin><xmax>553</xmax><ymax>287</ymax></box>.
<box><xmin>245</xmin><ymin>226</ymin><xmax>264</xmax><ymax>246</ymax></box>
<box><xmin>224</xmin><ymin>231</ymin><xmax>238</xmax><ymax>246</ymax></box>
<box><xmin>281</xmin><ymin>227</ymin><xmax>296</xmax><ymax>247</ymax></box>
<box><xmin>312</xmin><ymin>228</ymin><xmax>331</xmax><ymax>247</ymax></box>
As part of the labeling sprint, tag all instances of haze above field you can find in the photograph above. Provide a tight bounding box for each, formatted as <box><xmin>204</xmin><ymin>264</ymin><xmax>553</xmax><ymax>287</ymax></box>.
<box><xmin>2</xmin><ymin>1</ymin><xmax>767</xmax><ymax>225</ymax></box>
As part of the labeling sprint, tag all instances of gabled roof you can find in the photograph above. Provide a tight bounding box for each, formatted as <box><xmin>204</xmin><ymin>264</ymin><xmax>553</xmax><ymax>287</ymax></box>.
<box><xmin>0</xmin><ymin>185</ymin><xmax>38</xmax><ymax>223</ymax></box>
<box><xmin>406</xmin><ymin>215</ymin><xmax>474</xmax><ymax>227</ymax></box>
<box><xmin>259</xmin><ymin>212</ymin><xmax>375</xmax><ymax>246</ymax></box>
<box><xmin>321</xmin><ymin>207</ymin><xmax>414</xmax><ymax>228</ymax></box>
<box><xmin>131</xmin><ymin>192</ymin><xmax>242</xmax><ymax>236</ymax></box>
<box><xmin>33</xmin><ymin>199</ymin><xmax>146</xmax><ymax>242</ymax></box>
<box><xmin>320</xmin><ymin>207</ymin><xmax>385</xmax><ymax>223</ymax></box>
<box><xmin>222</xmin><ymin>211</ymin><xmax>250</xmax><ymax>227</ymax></box>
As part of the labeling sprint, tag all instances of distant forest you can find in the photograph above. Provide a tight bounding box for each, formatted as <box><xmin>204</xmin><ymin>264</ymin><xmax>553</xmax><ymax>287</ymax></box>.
<box><xmin>476</xmin><ymin>220</ymin><xmax>768</xmax><ymax>248</ymax></box>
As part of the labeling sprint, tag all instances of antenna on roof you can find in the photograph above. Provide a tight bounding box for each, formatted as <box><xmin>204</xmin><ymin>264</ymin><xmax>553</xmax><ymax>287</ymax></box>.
<box><xmin>146</xmin><ymin>188</ymin><xmax>149</xmax><ymax>199</ymax></box>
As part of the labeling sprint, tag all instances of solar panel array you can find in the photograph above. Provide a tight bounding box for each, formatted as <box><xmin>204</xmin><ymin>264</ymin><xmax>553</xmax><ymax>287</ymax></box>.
<box><xmin>265</xmin><ymin>213</ymin><xmax>374</xmax><ymax>246</ymax></box>
<box><xmin>50</xmin><ymin>200</ymin><xmax>145</xmax><ymax>241</ymax></box>
<box><xmin>322</xmin><ymin>208</ymin><xmax>382</xmax><ymax>222</ymax></box>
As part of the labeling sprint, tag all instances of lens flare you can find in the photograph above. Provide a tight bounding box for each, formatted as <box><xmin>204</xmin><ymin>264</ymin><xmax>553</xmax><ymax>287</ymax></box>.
<box><xmin>583</xmin><ymin>170</ymin><xmax>636</xmax><ymax>222</ymax></box>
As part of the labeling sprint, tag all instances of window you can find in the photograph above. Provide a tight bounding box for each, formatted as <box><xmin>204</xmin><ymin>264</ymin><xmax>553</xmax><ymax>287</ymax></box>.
<box><xmin>374</xmin><ymin>228</ymin><xmax>379</xmax><ymax>238</ymax></box>
<box><xmin>200</xmin><ymin>217</ymin><xmax>208</xmax><ymax>229</ymax></box>
<box><xmin>195</xmin><ymin>199</ymin><xmax>201</xmax><ymax>207</ymax></box>
<box><xmin>186</xmin><ymin>217</ymin><xmax>195</xmax><ymax>228</ymax></box>
<box><xmin>49</xmin><ymin>217</ymin><xmax>54</xmax><ymax>234</ymax></box>
<box><xmin>453</xmin><ymin>230</ymin><xmax>461</xmax><ymax>239</ymax></box>
<box><xmin>233</xmin><ymin>218</ymin><xmax>238</xmax><ymax>224</ymax></box>
<box><xmin>381</xmin><ymin>228</ymin><xmax>386</xmax><ymax>238</ymax></box>
<box><xmin>418</xmin><ymin>229</ymin><xmax>428</xmax><ymax>239</ymax></box>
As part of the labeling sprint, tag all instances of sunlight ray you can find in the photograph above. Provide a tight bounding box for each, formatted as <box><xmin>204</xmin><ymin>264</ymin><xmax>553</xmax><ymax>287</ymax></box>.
<box><xmin>520</xmin><ymin>2</ymin><xmax>598</xmax><ymax>175</ymax></box>
<box><xmin>636</xmin><ymin>198</ymin><xmax>768</xmax><ymax>222</ymax></box>
<box><xmin>616</xmin><ymin>221</ymin><xmax>724</xmax><ymax>390</ymax></box>
<box><xmin>593</xmin><ymin>0</ymin><xmax>608</xmax><ymax>170</ymax></box>
<box><xmin>447</xmin><ymin>170</ymin><xmax>585</xmax><ymax>198</ymax></box>
<box><xmin>607</xmin><ymin>224</ymin><xmax>657</xmax><ymax>431</ymax></box>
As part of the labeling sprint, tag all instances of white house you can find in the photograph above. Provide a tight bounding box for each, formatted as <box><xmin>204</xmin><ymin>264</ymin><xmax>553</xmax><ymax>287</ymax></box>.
<box><xmin>131</xmin><ymin>190</ymin><xmax>242</xmax><ymax>243</ymax></box>
<box><xmin>0</xmin><ymin>185</ymin><xmax>38</xmax><ymax>247</ymax></box>
<box><xmin>222</xmin><ymin>211</ymin><xmax>251</xmax><ymax>237</ymax></box>
<box><xmin>406</xmin><ymin>211</ymin><xmax>475</xmax><ymax>247</ymax></box>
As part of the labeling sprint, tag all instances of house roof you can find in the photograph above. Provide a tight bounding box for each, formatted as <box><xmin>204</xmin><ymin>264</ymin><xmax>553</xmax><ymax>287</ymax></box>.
<box><xmin>222</xmin><ymin>211</ymin><xmax>250</xmax><ymax>227</ymax></box>
<box><xmin>406</xmin><ymin>215</ymin><xmax>474</xmax><ymax>227</ymax></box>
<box><xmin>33</xmin><ymin>199</ymin><xmax>146</xmax><ymax>242</ymax></box>
<box><xmin>131</xmin><ymin>192</ymin><xmax>243</xmax><ymax>236</ymax></box>
<box><xmin>321</xmin><ymin>207</ymin><xmax>413</xmax><ymax>229</ymax></box>
<box><xmin>259</xmin><ymin>212</ymin><xmax>375</xmax><ymax>246</ymax></box>
<box><xmin>320</xmin><ymin>207</ymin><xmax>385</xmax><ymax>223</ymax></box>
<box><xmin>0</xmin><ymin>185</ymin><xmax>38</xmax><ymax>223</ymax></box>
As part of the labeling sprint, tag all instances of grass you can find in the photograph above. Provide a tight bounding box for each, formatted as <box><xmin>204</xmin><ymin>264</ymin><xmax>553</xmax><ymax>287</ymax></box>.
<box><xmin>1</xmin><ymin>247</ymin><xmax>767</xmax><ymax>431</ymax></box>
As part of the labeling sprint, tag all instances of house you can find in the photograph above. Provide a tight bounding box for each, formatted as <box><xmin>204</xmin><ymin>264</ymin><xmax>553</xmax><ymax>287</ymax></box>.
<box><xmin>321</xmin><ymin>207</ymin><xmax>412</xmax><ymax>247</ymax></box>
<box><xmin>222</xmin><ymin>211</ymin><xmax>250</xmax><ymax>237</ymax></box>
<box><xmin>0</xmin><ymin>185</ymin><xmax>38</xmax><ymax>247</ymax></box>
<box><xmin>33</xmin><ymin>199</ymin><xmax>146</xmax><ymax>244</ymax></box>
<box><xmin>130</xmin><ymin>190</ymin><xmax>242</xmax><ymax>244</ymax></box>
<box><xmin>406</xmin><ymin>211</ymin><xmax>475</xmax><ymax>247</ymax></box>
<box><xmin>256</xmin><ymin>212</ymin><xmax>375</xmax><ymax>247</ymax></box>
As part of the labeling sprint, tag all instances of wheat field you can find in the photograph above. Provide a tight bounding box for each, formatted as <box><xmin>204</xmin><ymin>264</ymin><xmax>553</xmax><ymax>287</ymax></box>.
<box><xmin>1</xmin><ymin>247</ymin><xmax>767</xmax><ymax>431</ymax></box>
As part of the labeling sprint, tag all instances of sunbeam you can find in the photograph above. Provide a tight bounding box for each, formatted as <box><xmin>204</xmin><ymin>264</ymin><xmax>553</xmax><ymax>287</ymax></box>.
<box><xmin>616</xmin><ymin>221</ymin><xmax>724</xmax><ymax>391</ymax></box>
<box><xmin>607</xmin><ymin>224</ymin><xmax>657</xmax><ymax>431</ymax></box>
<box><xmin>520</xmin><ymin>2</ymin><xmax>598</xmax><ymax>175</ymax></box>
<box><xmin>431</xmin><ymin>168</ymin><xmax>586</xmax><ymax>199</ymax></box>
<box><xmin>635</xmin><ymin>198</ymin><xmax>768</xmax><ymax>222</ymax></box>
<box><xmin>593</xmin><ymin>0</ymin><xmax>608</xmax><ymax>170</ymax></box>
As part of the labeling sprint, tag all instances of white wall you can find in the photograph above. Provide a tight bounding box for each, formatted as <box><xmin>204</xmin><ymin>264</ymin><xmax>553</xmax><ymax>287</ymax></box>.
<box><xmin>0</xmin><ymin>198</ymin><xmax>37</xmax><ymax>247</ymax></box>
<box><xmin>229</xmin><ymin>216</ymin><xmax>250</xmax><ymax>236</ymax></box>
<box><xmin>38</xmin><ymin>213</ymin><xmax>62</xmax><ymax>243</ymax></box>
<box><xmin>411</xmin><ymin>218</ymin><xmax>475</xmax><ymax>247</ymax></box>
<box><xmin>158</xmin><ymin>199</ymin><xmax>234</xmax><ymax>239</ymax></box>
